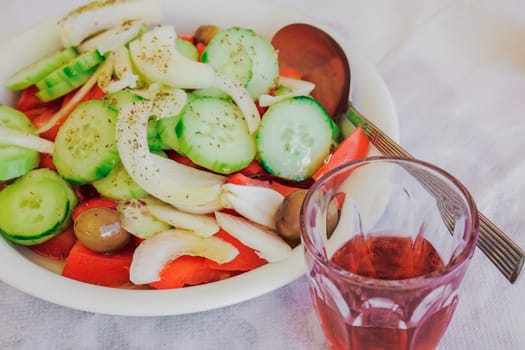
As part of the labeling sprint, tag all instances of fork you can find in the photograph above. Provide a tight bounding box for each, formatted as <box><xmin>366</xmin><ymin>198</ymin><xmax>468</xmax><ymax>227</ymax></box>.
<box><xmin>347</xmin><ymin>107</ymin><xmax>525</xmax><ymax>283</ymax></box>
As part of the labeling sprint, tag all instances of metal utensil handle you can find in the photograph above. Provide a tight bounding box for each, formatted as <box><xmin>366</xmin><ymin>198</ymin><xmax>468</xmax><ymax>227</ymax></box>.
<box><xmin>347</xmin><ymin>105</ymin><xmax>525</xmax><ymax>283</ymax></box>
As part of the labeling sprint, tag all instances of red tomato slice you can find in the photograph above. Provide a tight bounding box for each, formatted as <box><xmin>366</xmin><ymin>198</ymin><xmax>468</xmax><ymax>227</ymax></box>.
<box><xmin>30</xmin><ymin>226</ymin><xmax>77</xmax><ymax>261</ymax></box>
<box><xmin>149</xmin><ymin>255</ymin><xmax>232</xmax><ymax>289</ymax></box>
<box><xmin>62</xmin><ymin>240</ymin><xmax>135</xmax><ymax>287</ymax></box>
<box><xmin>38</xmin><ymin>153</ymin><xmax>56</xmax><ymax>171</ymax></box>
<box><xmin>312</xmin><ymin>125</ymin><xmax>369</xmax><ymax>181</ymax></box>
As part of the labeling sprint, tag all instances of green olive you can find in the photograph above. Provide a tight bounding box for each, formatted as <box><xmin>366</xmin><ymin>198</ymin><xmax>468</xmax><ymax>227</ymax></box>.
<box><xmin>74</xmin><ymin>207</ymin><xmax>130</xmax><ymax>253</ymax></box>
<box><xmin>275</xmin><ymin>189</ymin><xmax>340</xmax><ymax>242</ymax></box>
<box><xmin>194</xmin><ymin>25</ymin><xmax>221</xmax><ymax>45</ymax></box>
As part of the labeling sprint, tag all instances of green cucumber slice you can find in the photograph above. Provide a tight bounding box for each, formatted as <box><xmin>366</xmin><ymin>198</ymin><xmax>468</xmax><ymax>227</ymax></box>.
<box><xmin>5</xmin><ymin>47</ymin><xmax>78</xmax><ymax>91</ymax></box>
<box><xmin>35</xmin><ymin>50</ymin><xmax>105</xmax><ymax>91</ymax></box>
<box><xmin>177</xmin><ymin>96</ymin><xmax>256</xmax><ymax>174</ymax></box>
<box><xmin>117</xmin><ymin>198</ymin><xmax>170</xmax><ymax>239</ymax></box>
<box><xmin>156</xmin><ymin>114</ymin><xmax>183</xmax><ymax>153</ymax></box>
<box><xmin>0</xmin><ymin>170</ymin><xmax>70</xmax><ymax>245</ymax></box>
<box><xmin>175</xmin><ymin>38</ymin><xmax>199</xmax><ymax>61</ymax></box>
<box><xmin>104</xmin><ymin>89</ymin><xmax>144</xmax><ymax>109</ymax></box>
<box><xmin>0</xmin><ymin>104</ymin><xmax>39</xmax><ymax>180</ymax></box>
<box><xmin>202</xmin><ymin>27</ymin><xmax>278</xmax><ymax>99</ymax></box>
<box><xmin>256</xmin><ymin>96</ymin><xmax>333</xmax><ymax>181</ymax></box>
<box><xmin>35</xmin><ymin>67</ymin><xmax>96</xmax><ymax>102</ymax></box>
<box><xmin>53</xmin><ymin>99</ymin><xmax>119</xmax><ymax>184</ymax></box>
<box><xmin>92</xmin><ymin>161</ymin><xmax>147</xmax><ymax>200</ymax></box>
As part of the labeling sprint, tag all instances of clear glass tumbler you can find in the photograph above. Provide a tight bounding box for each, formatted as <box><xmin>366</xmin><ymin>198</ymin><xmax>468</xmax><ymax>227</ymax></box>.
<box><xmin>300</xmin><ymin>156</ymin><xmax>479</xmax><ymax>350</ymax></box>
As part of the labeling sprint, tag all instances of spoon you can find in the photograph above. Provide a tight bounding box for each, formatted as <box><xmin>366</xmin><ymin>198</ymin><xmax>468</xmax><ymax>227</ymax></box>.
<box><xmin>271</xmin><ymin>23</ymin><xmax>351</xmax><ymax>118</ymax></box>
<box><xmin>271</xmin><ymin>23</ymin><xmax>525</xmax><ymax>283</ymax></box>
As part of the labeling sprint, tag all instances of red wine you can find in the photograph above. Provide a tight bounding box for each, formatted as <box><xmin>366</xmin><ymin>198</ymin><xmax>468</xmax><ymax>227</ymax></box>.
<box><xmin>313</xmin><ymin>235</ymin><xmax>456</xmax><ymax>350</ymax></box>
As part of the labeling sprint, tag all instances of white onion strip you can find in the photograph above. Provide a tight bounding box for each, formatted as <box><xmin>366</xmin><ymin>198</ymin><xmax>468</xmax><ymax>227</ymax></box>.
<box><xmin>143</xmin><ymin>196</ymin><xmax>220</xmax><ymax>238</ymax></box>
<box><xmin>58</xmin><ymin>0</ymin><xmax>162</xmax><ymax>47</ymax></box>
<box><xmin>130</xmin><ymin>229</ymin><xmax>239</xmax><ymax>284</ymax></box>
<box><xmin>221</xmin><ymin>183</ymin><xmax>283</xmax><ymax>229</ymax></box>
<box><xmin>215</xmin><ymin>211</ymin><xmax>292</xmax><ymax>262</ymax></box>
<box><xmin>258</xmin><ymin>76</ymin><xmax>315</xmax><ymax>107</ymax></box>
<box><xmin>0</xmin><ymin>125</ymin><xmax>54</xmax><ymax>154</ymax></box>
<box><xmin>116</xmin><ymin>100</ymin><xmax>226</xmax><ymax>207</ymax></box>
<box><xmin>77</xmin><ymin>20</ymin><xmax>143</xmax><ymax>54</ymax></box>
<box><xmin>212</xmin><ymin>73</ymin><xmax>261</xmax><ymax>134</ymax></box>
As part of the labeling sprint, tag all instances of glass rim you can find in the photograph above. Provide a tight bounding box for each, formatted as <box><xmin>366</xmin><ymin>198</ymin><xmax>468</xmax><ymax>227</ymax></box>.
<box><xmin>300</xmin><ymin>156</ymin><xmax>480</xmax><ymax>288</ymax></box>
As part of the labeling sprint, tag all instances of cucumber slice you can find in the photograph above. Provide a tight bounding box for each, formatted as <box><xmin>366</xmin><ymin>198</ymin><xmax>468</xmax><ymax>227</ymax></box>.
<box><xmin>256</xmin><ymin>96</ymin><xmax>333</xmax><ymax>181</ymax></box>
<box><xmin>116</xmin><ymin>198</ymin><xmax>171</xmax><ymax>239</ymax></box>
<box><xmin>147</xmin><ymin>120</ymin><xmax>169</xmax><ymax>151</ymax></box>
<box><xmin>175</xmin><ymin>37</ymin><xmax>199</xmax><ymax>61</ymax></box>
<box><xmin>104</xmin><ymin>89</ymin><xmax>144</xmax><ymax>109</ymax></box>
<box><xmin>0</xmin><ymin>104</ymin><xmax>39</xmax><ymax>180</ymax></box>
<box><xmin>153</xmin><ymin>88</ymin><xmax>189</xmax><ymax>153</ymax></box>
<box><xmin>35</xmin><ymin>50</ymin><xmax>105</xmax><ymax>91</ymax></box>
<box><xmin>156</xmin><ymin>114</ymin><xmax>183</xmax><ymax>153</ymax></box>
<box><xmin>92</xmin><ymin>161</ymin><xmax>147</xmax><ymax>200</ymax></box>
<box><xmin>53</xmin><ymin>99</ymin><xmax>119</xmax><ymax>184</ymax></box>
<box><xmin>5</xmin><ymin>47</ymin><xmax>78</xmax><ymax>91</ymax></box>
<box><xmin>0</xmin><ymin>170</ymin><xmax>70</xmax><ymax>245</ymax></box>
<box><xmin>177</xmin><ymin>96</ymin><xmax>256</xmax><ymax>174</ymax></box>
<box><xmin>35</xmin><ymin>67</ymin><xmax>96</xmax><ymax>102</ymax></box>
<box><xmin>202</xmin><ymin>27</ymin><xmax>279</xmax><ymax>99</ymax></box>
<box><xmin>22</xmin><ymin>167</ymin><xmax>78</xmax><ymax>208</ymax></box>
<box><xmin>129</xmin><ymin>25</ymin><xmax>214</xmax><ymax>89</ymax></box>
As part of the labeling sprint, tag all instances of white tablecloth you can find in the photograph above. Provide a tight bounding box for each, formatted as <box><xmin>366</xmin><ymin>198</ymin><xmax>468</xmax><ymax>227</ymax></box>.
<box><xmin>1</xmin><ymin>1</ymin><xmax>524</xmax><ymax>349</ymax></box>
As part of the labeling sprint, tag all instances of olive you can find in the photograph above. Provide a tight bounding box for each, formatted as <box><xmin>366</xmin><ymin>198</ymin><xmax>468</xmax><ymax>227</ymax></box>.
<box><xmin>275</xmin><ymin>189</ymin><xmax>340</xmax><ymax>242</ymax></box>
<box><xmin>194</xmin><ymin>25</ymin><xmax>221</xmax><ymax>45</ymax></box>
<box><xmin>74</xmin><ymin>207</ymin><xmax>130</xmax><ymax>253</ymax></box>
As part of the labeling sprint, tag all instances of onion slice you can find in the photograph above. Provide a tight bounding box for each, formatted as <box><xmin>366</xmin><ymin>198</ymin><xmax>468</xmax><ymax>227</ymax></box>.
<box><xmin>115</xmin><ymin>99</ymin><xmax>226</xmax><ymax>207</ymax></box>
<box><xmin>77</xmin><ymin>20</ymin><xmax>143</xmax><ymax>54</ymax></box>
<box><xmin>58</xmin><ymin>0</ymin><xmax>162</xmax><ymax>47</ymax></box>
<box><xmin>215</xmin><ymin>211</ymin><xmax>292</xmax><ymax>263</ymax></box>
<box><xmin>129</xmin><ymin>25</ymin><xmax>215</xmax><ymax>89</ymax></box>
<box><xmin>130</xmin><ymin>229</ymin><xmax>239</xmax><ymax>284</ymax></box>
<box><xmin>0</xmin><ymin>125</ymin><xmax>54</xmax><ymax>154</ymax></box>
<box><xmin>212</xmin><ymin>73</ymin><xmax>261</xmax><ymax>134</ymax></box>
<box><xmin>258</xmin><ymin>77</ymin><xmax>315</xmax><ymax>107</ymax></box>
<box><xmin>143</xmin><ymin>196</ymin><xmax>220</xmax><ymax>238</ymax></box>
<box><xmin>221</xmin><ymin>183</ymin><xmax>283</xmax><ymax>229</ymax></box>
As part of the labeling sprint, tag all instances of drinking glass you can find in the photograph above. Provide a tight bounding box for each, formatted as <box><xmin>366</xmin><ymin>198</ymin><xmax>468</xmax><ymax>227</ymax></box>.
<box><xmin>300</xmin><ymin>156</ymin><xmax>479</xmax><ymax>350</ymax></box>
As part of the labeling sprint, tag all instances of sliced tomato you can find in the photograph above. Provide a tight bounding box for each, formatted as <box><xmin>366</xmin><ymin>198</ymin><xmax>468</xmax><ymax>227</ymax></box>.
<box><xmin>149</xmin><ymin>255</ymin><xmax>233</xmax><ymax>289</ymax></box>
<box><xmin>16</xmin><ymin>85</ymin><xmax>61</xmax><ymax>112</ymax></box>
<box><xmin>196</xmin><ymin>42</ymin><xmax>207</xmax><ymax>61</ymax></box>
<box><xmin>30</xmin><ymin>225</ymin><xmax>77</xmax><ymax>261</ymax></box>
<box><xmin>178</xmin><ymin>34</ymin><xmax>194</xmax><ymax>43</ymax></box>
<box><xmin>38</xmin><ymin>153</ymin><xmax>56</xmax><ymax>171</ymax></box>
<box><xmin>30</xmin><ymin>107</ymin><xmax>61</xmax><ymax>141</ymax></box>
<box><xmin>312</xmin><ymin>125</ymin><xmax>369</xmax><ymax>181</ymax></box>
<box><xmin>72</xmin><ymin>197</ymin><xmax>117</xmax><ymax>221</ymax></box>
<box><xmin>206</xmin><ymin>229</ymin><xmax>266</xmax><ymax>271</ymax></box>
<box><xmin>226</xmin><ymin>172</ymin><xmax>302</xmax><ymax>197</ymax></box>
<box><xmin>62</xmin><ymin>240</ymin><xmax>135</xmax><ymax>287</ymax></box>
<box><xmin>240</xmin><ymin>160</ymin><xmax>265</xmax><ymax>176</ymax></box>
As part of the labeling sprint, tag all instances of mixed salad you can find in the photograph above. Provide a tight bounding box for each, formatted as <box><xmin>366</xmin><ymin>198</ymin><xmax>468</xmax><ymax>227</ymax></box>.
<box><xmin>0</xmin><ymin>0</ymin><xmax>369</xmax><ymax>289</ymax></box>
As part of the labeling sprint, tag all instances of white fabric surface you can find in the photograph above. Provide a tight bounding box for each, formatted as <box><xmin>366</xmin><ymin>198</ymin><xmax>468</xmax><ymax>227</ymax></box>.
<box><xmin>1</xmin><ymin>0</ymin><xmax>525</xmax><ymax>349</ymax></box>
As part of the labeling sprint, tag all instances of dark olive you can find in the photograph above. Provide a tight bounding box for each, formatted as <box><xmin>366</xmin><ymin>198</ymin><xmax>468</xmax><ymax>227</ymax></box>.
<box><xmin>74</xmin><ymin>207</ymin><xmax>130</xmax><ymax>253</ymax></box>
<box><xmin>275</xmin><ymin>189</ymin><xmax>339</xmax><ymax>242</ymax></box>
<box><xmin>194</xmin><ymin>25</ymin><xmax>221</xmax><ymax>45</ymax></box>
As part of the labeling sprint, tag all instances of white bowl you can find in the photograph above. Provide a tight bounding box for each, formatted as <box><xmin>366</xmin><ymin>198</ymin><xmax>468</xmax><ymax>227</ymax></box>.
<box><xmin>0</xmin><ymin>0</ymin><xmax>399</xmax><ymax>316</ymax></box>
